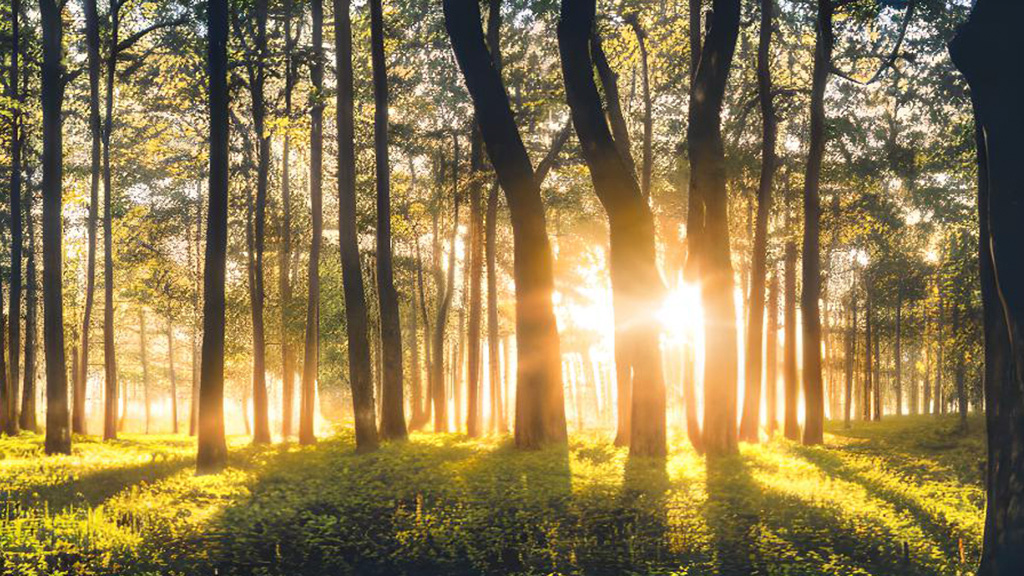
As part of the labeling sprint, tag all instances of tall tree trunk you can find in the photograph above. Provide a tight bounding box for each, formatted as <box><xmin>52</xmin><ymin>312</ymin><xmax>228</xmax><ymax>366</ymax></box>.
<box><xmin>335</xmin><ymin>0</ymin><xmax>378</xmax><ymax>450</ymax></box>
<box><xmin>766</xmin><ymin>271</ymin><xmax>779</xmax><ymax>436</ymax></box>
<box><xmin>685</xmin><ymin>0</ymin><xmax>741</xmax><ymax>457</ymax></box>
<box><xmin>408</xmin><ymin>297</ymin><xmax>422</xmax><ymax>426</ymax></box>
<box><xmin>41</xmin><ymin>0</ymin><xmax>71</xmax><ymax>454</ymax></box>
<box><xmin>445</xmin><ymin>0</ymin><xmax>567</xmax><ymax>447</ymax></box>
<box><xmin>844</xmin><ymin>282</ymin><xmax>857</xmax><ymax>427</ymax></box>
<box><xmin>167</xmin><ymin>319</ymin><xmax>178</xmax><ymax>433</ymax></box>
<box><xmin>190</xmin><ymin>188</ymin><xmax>202</xmax><ymax>436</ymax></box>
<box><xmin>466</xmin><ymin>127</ymin><xmax>484</xmax><ymax>437</ymax></box>
<box><xmin>864</xmin><ymin>294</ymin><xmax>873</xmax><ymax>421</ymax></box>
<box><xmin>800</xmin><ymin>0</ymin><xmax>832</xmax><ymax>446</ymax></box>
<box><xmin>954</xmin><ymin>298</ymin><xmax>967</xmax><ymax>430</ymax></box>
<box><xmin>279</xmin><ymin>0</ymin><xmax>297</xmax><ymax>439</ymax></box>
<box><xmin>951</xmin><ymin>11</ymin><xmax>1024</xmax><ymax>566</ymax></box>
<box><xmin>558</xmin><ymin>2</ymin><xmax>666</xmax><ymax>457</ymax></box>
<box><xmin>895</xmin><ymin>291</ymin><xmax>902</xmax><ymax>416</ymax></box>
<box><xmin>140</xmin><ymin>308</ymin><xmax>151</xmax><ymax>433</ymax></box>
<box><xmin>101</xmin><ymin>0</ymin><xmax>120</xmax><ymax>442</ymax></box>
<box><xmin>247</xmin><ymin>0</ymin><xmax>272</xmax><ymax>445</ymax></box>
<box><xmin>739</xmin><ymin>0</ymin><xmax>776</xmax><ymax>443</ymax></box>
<box><xmin>783</xmin><ymin>188</ymin><xmax>799</xmax><ymax>441</ymax></box>
<box><xmin>873</xmin><ymin>314</ymin><xmax>881</xmax><ymax>421</ymax></box>
<box><xmin>432</xmin><ymin>145</ymin><xmax>459</xmax><ymax>434</ymax></box>
<box><xmin>485</xmin><ymin>180</ymin><xmax>504</xmax><ymax>434</ymax></box>
<box><xmin>370</xmin><ymin>0</ymin><xmax>405</xmax><ymax>442</ymax></box>
<box><xmin>20</xmin><ymin>181</ymin><xmax>37</xmax><ymax>433</ymax></box>
<box><xmin>196</xmin><ymin>0</ymin><xmax>230</xmax><ymax>474</ymax></box>
<box><xmin>5</xmin><ymin>0</ymin><xmax>22</xmax><ymax>436</ymax></box>
<box><xmin>77</xmin><ymin>0</ymin><xmax>102</xmax><ymax>436</ymax></box>
<box><xmin>923</xmin><ymin>301</ymin><xmax>931</xmax><ymax>415</ymax></box>
<box><xmin>628</xmin><ymin>17</ymin><xmax>652</xmax><ymax>200</ymax></box>
<box><xmin>410</xmin><ymin>240</ymin><xmax>433</xmax><ymax>430</ymax></box>
<box><xmin>936</xmin><ymin>290</ymin><xmax>944</xmax><ymax>415</ymax></box>
<box><xmin>299</xmin><ymin>0</ymin><xmax>325</xmax><ymax>446</ymax></box>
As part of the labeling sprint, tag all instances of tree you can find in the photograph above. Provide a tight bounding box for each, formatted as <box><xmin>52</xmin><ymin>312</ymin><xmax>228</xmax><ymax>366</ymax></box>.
<box><xmin>686</xmin><ymin>0</ymin><xmax>741</xmax><ymax>457</ymax></box>
<box><xmin>738</xmin><ymin>0</ymin><xmax>776</xmax><ymax>444</ymax></box>
<box><xmin>466</xmin><ymin>127</ymin><xmax>484</xmax><ymax>437</ymax></box>
<box><xmin>299</xmin><ymin>0</ymin><xmax>325</xmax><ymax>446</ymax></box>
<box><xmin>371</xmin><ymin>0</ymin><xmax>406</xmax><ymax>442</ymax></box>
<box><xmin>5</xmin><ymin>0</ymin><xmax>23</xmax><ymax>436</ymax></box>
<box><xmin>20</xmin><ymin>183</ymin><xmax>37</xmax><ymax>433</ymax></box>
<box><xmin>444</xmin><ymin>0</ymin><xmax>567</xmax><ymax>448</ymax></box>
<box><xmin>335</xmin><ymin>0</ymin><xmax>378</xmax><ymax>451</ymax></box>
<box><xmin>484</xmin><ymin>0</ymin><xmax>505</xmax><ymax>436</ymax></box>
<box><xmin>196</xmin><ymin>0</ymin><xmax>229</xmax><ymax>474</ymax></box>
<box><xmin>558</xmin><ymin>0</ymin><xmax>666</xmax><ymax>457</ymax></box>
<box><xmin>278</xmin><ymin>0</ymin><xmax>300</xmax><ymax>439</ymax></box>
<box><xmin>41</xmin><ymin>0</ymin><xmax>71</xmax><ymax>455</ymax></box>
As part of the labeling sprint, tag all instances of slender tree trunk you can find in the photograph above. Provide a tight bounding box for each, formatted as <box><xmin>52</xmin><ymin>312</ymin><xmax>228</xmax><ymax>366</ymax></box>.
<box><xmin>278</xmin><ymin>0</ymin><xmax>297</xmax><ymax>439</ymax></box>
<box><xmin>5</xmin><ymin>0</ymin><xmax>22</xmax><ymax>436</ymax></box>
<box><xmin>190</xmin><ymin>189</ymin><xmax>201</xmax><ymax>436</ymax></box>
<box><xmin>20</xmin><ymin>182</ymin><xmax>37</xmax><ymax>433</ymax></box>
<box><xmin>101</xmin><ymin>0</ymin><xmax>120</xmax><ymax>442</ymax></box>
<box><xmin>628</xmin><ymin>17</ymin><xmax>652</xmax><ymax>200</ymax></box>
<box><xmin>41</xmin><ymin>0</ymin><xmax>70</xmax><ymax>455</ymax></box>
<box><xmin>800</xmin><ymin>0</ymin><xmax>832</xmax><ymax>446</ymax></box>
<box><xmin>410</xmin><ymin>241</ymin><xmax>433</xmax><ymax>430</ymax></box>
<box><xmin>873</xmin><ymin>315</ymin><xmax>881</xmax><ymax>421</ymax></box>
<box><xmin>685</xmin><ymin>0</ymin><xmax>741</xmax><ymax>457</ymax></box>
<box><xmin>370</xmin><ymin>0</ymin><xmax>405</xmax><ymax>441</ymax></box>
<box><xmin>936</xmin><ymin>290</ymin><xmax>944</xmax><ymax>415</ymax></box>
<box><xmin>954</xmin><ymin>299</ymin><xmax>967</xmax><ymax>430</ymax></box>
<box><xmin>408</xmin><ymin>298</ymin><xmax>422</xmax><ymax>426</ymax></box>
<box><xmin>783</xmin><ymin>188</ymin><xmax>799</xmax><ymax>440</ymax></box>
<box><xmin>923</xmin><ymin>302</ymin><xmax>931</xmax><ymax>415</ymax></box>
<box><xmin>466</xmin><ymin>127</ymin><xmax>484</xmax><ymax>437</ymax></box>
<box><xmin>299</xmin><ymin>0</ymin><xmax>325</xmax><ymax>446</ymax></box>
<box><xmin>445</xmin><ymin>1</ymin><xmax>567</xmax><ymax>447</ymax></box>
<box><xmin>864</xmin><ymin>294</ymin><xmax>873</xmax><ymax>421</ymax></box>
<box><xmin>140</xmin><ymin>308</ymin><xmax>151</xmax><ymax>434</ymax></box>
<box><xmin>196</xmin><ymin>0</ymin><xmax>230</xmax><ymax>473</ymax></box>
<box><xmin>335</xmin><ymin>0</ymin><xmax>378</xmax><ymax>450</ymax></box>
<box><xmin>432</xmin><ymin>147</ymin><xmax>459</xmax><ymax>434</ymax></box>
<box><xmin>895</xmin><ymin>291</ymin><xmax>902</xmax><ymax>417</ymax></box>
<box><xmin>766</xmin><ymin>272</ymin><xmax>779</xmax><ymax>436</ymax></box>
<box><xmin>558</xmin><ymin>4</ymin><xmax>666</xmax><ymax>457</ymax></box>
<box><xmin>486</xmin><ymin>182</ymin><xmax>504</xmax><ymax>434</ymax></box>
<box><xmin>739</xmin><ymin>0</ymin><xmax>776</xmax><ymax>443</ymax></box>
<box><xmin>844</xmin><ymin>283</ymin><xmax>857</xmax><ymax>427</ymax></box>
<box><xmin>167</xmin><ymin>319</ymin><xmax>178</xmax><ymax>433</ymax></box>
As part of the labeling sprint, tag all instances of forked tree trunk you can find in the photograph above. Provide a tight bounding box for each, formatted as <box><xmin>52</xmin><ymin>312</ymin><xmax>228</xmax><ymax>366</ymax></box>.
<box><xmin>800</xmin><ymin>0</ymin><xmax>833</xmax><ymax>446</ymax></box>
<box><xmin>41</xmin><ymin>0</ymin><xmax>70</xmax><ymax>455</ymax></box>
<box><xmin>738</xmin><ymin>0</ymin><xmax>776</xmax><ymax>443</ymax></box>
<box><xmin>685</xmin><ymin>0</ymin><xmax>741</xmax><ymax>457</ymax></box>
<box><xmin>335</xmin><ymin>0</ymin><xmax>378</xmax><ymax>450</ymax></box>
<box><xmin>370</xmin><ymin>0</ymin><xmax>405</xmax><ymax>442</ymax></box>
<box><xmin>299</xmin><ymin>0</ymin><xmax>325</xmax><ymax>446</ymax></box>
<box><xmin>196</xmin><ymin>0</ymin><xmax>230</xmax><ymax>474</ymax></box>
<box><xmin>445</xmin><ymin>0</ymin><xmax>567</xmax><ymax>448</ymax></box>
<box><xmin>558</xmin><ymin>1</ymin><xmax>665</xmax><ymax>457</ymax></box>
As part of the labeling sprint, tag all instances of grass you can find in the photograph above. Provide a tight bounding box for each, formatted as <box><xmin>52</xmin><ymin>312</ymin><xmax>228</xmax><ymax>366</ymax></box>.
<box><xmin>0</xmin><ymin>414</ymin><xmax>986</xmax><ymax>575</ymax></box>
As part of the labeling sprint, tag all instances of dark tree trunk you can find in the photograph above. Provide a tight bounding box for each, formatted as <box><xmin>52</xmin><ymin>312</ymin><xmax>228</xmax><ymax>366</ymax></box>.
<box><xmin>101</xmin><ymin>0</ymin><xmax>121</xmax><ymax>442</ymax></box>
<box><xmin>628</xmin><ymin>17</ymin><xmax>652</xmax><ymax>200</ymax></box>
<box><xmin>685</xmin><ymin>0</ymin><xmax>741</xmax><ymax>457</ymax></box>
<box><xmin>844</xmin><ymin>283</ymin><xmax>857</xmax><ymax>427</ymax></box>
<box><xmin>432</xmin><ymin>145</ymin><xmax>459</xmax><ymax>434</ymax></box>
<box><xmin>335</xmin><ymin>0</ymin><xmax>378</xmax><ymax>450</ymax></box>
<box><xmin>923</xmin><ymin>302</ymin><xmax>931</xmax><ymax>415</ymax></box>
<box><xmin>370</xmin><ymin>0</ymin><xmax>405</xmax><ymax>442</ymax></box>
<box><xmin>78</xmin><ymin>0</ymin><xmax>101</xmax><ymax>436</ymax></box>
<box><xmin>873</xmin><ymin>314</ymin><xmax>881</xmax><ymax>421</ymax></box>
<box><xmin>196</xmin><ymin>0</ymin><xmax>229</xmax><ymax>474</ymax></box>
<box><xmin>466</xmin><ymin>127</ymin><xmax>484</xmax><ymax>437</ymax></box>
<box><xmin>739</xmin><ymin>0</ymin><xmax>776</xmax><ymax>443</ymax></box>
<box><xmin>558</xmin><ymin>1</ymin><xmax>665</xmax><ymax>457</ymax></box>
<box><xmin>20</xmin><ymin>181</ymin><xmax>37</xmax><ymax>433</ymax></box>
<box><xmin>936</xmin><ymin>290</ymin><xmax>944</xmax><ymax>415</ymax></box>
<box><xmin>279</xmin><ymin>0</ymin><xmax>297</xmax><ymax>440</ymax></box>
<box><xmin>408</xmin><ymin>296</ymin><xmax>422</xmax><ymax>426</ymax></box>
<box><xmin>895</xmin><ymin>291</ymin><xmax>902</xmax><ymax>417</ymax></box>
<box><xmin>140</xmin><ymin>308</ymin><xmax>151</xmax><ymax>433</ymax></box>
<box><xmin>445</xmin><ymin>0</ymin><xmax>567</xmax><ymax>448</ymax></box>
<box><xmin>954</xmin><ymin>299</ymin><xmax>967</xmax><ymax>430</ymax></box>
<box><xmin>485</xmin><ymin>0</ymin><xmax>505</xmax><ymax>436</ymax></box>
<box><xmin>167</xmin><ymin>319</ymin><xmax>178</xmax><ymax>434</ymax></box>
<box><xmin>246</xmin><ymin>0</ymin><xmax>272</xmax><ymax>446</ymax></box>
<box><xmin>951</xmin><ymin>9</ymin><xmax>1024</xmax><ymax>566</ymax></box>
<box><xmin>190</xmin><ymin>190</ymin><xmax>201</xmax><ymax>436</ymax></box>
<box><xmin>800</xmin><ymin>0</ymin><xmax>832</xmax><ymax>446</ymax></box>
<box><xmin>41</xmin><ymin>0</ymin><xmax>71</xmax><ymax>454</ymax></box>
<box><xmin>783</xmin><ymin>189</ymin><xmax>799</xmax><ymax>441</ymax></box>
<box><xmin>410</xmin><ymin>240</ymin><xmax>433</xmax><ymax>430</ymax></box>
<box><xmin>864</xmin><ymin>294</ymin><xmax>873</xmax><ymax>421</ymax></box>
<box><xmin>299</xmin><ymin>0</ymin><xmax>325</xmax><ymax>446</ymax></box>
<box><xmin>766</xmin><ymin>272</ymin><xmax>779</xmax><ymax>436</ymax></box>
<box><xmin>5</xmin><ymin>0</ymin><xmax>21</xmax><ymax>436</ymax></box>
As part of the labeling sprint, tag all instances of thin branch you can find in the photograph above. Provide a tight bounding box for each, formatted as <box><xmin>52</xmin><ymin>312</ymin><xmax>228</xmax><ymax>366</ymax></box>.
<box><xmin>831</xmin><ymin>0</ymin><xmax>914</xmax><ymax>86</ymax></box>
<box><xmin>535</xmin><ymin>116</ymin><xmax>573</xmax><ymax>186</ymax></box>
<box><xmin>116</xmin><ymin>17</ymin><xmax>189</xmax><ymax>54</ymax></box>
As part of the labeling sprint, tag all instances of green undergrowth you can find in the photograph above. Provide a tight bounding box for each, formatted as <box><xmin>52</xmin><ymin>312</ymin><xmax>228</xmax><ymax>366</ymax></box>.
<box><xmin>0</xmin><ymin>414</ymin><xmax>986</xmax><ymax>575</ymax></box>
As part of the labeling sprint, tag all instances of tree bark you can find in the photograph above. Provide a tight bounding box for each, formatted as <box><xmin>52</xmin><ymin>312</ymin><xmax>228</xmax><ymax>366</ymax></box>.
<box><xmin>41</xmin><ymin>0</ymin><xmax>71</xmax><ymax>454</ymax></box>
<box><xmin>101</xmin><ymin>0</ymin><xmax>121</xmax><ymax>442</ymax></box>
<box><xmin>895</xmin><ymin>290</ymin><xmax>902</xmax><ymax>417</ymax></box>
<box><xmin>167</xmin><ymin>319</ymin><xmax>178</xmax><ymax>433</ymax></box>
<box><xmin>140</xmin><ymin>308</ymin><xmax>151</xmax><ymax>433</ymax></box>
<box><xmin>628</xmin><ymin>17</ymin><xmax>652</xmax><ymax>200</ymax></box>
<box><xmin>739</xmin><ymin>0</ymin><xmax>776</xmax><ymax>443</ymax></box>
<box><xmin>685</xmin><ymin>0</ymin><xmax>741</xmax><ymax>457</ymax></box>
<box><xmin>783</xmin><ymin>187</ymin><xmax>799</xmax><ymax>440</ymax></box>
<box><xmin>5</xmin><ymin>0</ymin><xmax>22</xmax><ymax>436</ymax></box>
<box><xmin>800</xmin><ymin>0</ymin><xmax>833</xmax><ymax>446</ymax></box>
<box><xmin>844</xmin><ymin>281</ymin><xmax>857</xmax><ymax>427</ymax></box>
<box><xmin>432</xmin><ymin>143</ymin><xmax>459</xmax><ymax>434</ymax></box>
<box><xmin>196</xmin><ymin>0</ymin><xmax>229</xmax><ymax>473</ymax></box>
<box><xmin>466</xmin><ymin>126</ymin><xmax>484</xmax><ymax>437</ymax></box>
<box><xmin>864</xmin><ymin>293</ymin><xmax>873</xmax><ymax>421</ymax></box>
<box><xmin>299</xmin><ymin>0</ymin><xmax>325</xmax><ymax>446</ymax></box>
<box><xmin>20</xmin><ymin>177</ymin><xmax>37</xmax><ymax>433</ymax></box>
<box><xmin>370</xmin><ymin>0</ymin><xmax>406</xmax><ymax>442</ymax></box>
<box><xmin>279</xmin><ymin>0</ymin><xmax>298</xmax><ymax>439</ymax></box>
<box><xmin>190</xmin><ymin>187</ymin><xmax>201</xmax><ymax>436</ymax></box>
<box><xmin>766</xmin><ymin>272</ymin><xmax>779</xmax><ymax>436</ymax></box>
<box><xmin>558</xmin><ymin>0</ymin><xmax>666</xmax><ymax>457</ymax></box>
<box><xmin>334</xmin><ymin>0</ymin><xmax>379</xmax><ymax>450</ymax></box>
<box><xmin>445</xmin><ymin>0</ymin><xmax>567</xmax><ymax>448</ymax></box>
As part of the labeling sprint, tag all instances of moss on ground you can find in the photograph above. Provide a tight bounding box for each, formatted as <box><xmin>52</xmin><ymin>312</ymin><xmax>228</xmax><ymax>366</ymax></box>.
<box><xmin>0</xmin><ymin>414</ymin><xmax>985</xmax><ymax>575</ymax></box>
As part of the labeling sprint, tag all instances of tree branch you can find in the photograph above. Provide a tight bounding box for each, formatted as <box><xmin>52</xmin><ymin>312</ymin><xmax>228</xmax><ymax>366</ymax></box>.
<box><xmin>832</xmin><ymin>0</ymin><xmax>914</xmax><ymax>86</ymax></box>
<box><xmin>116</xmin><ymin>17</ymin><xmax>189</xmax><ymax>54</ymax></box>
<box><xmin>535</xmin><ymin>116</ymin><xmax>573</xmax><ymax>186</ymax></box>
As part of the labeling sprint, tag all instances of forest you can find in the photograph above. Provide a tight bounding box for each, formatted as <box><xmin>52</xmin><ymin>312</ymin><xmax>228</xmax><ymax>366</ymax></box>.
<box><xmin>0</xmin><ymin>0</ymin><xmax>1020</xmax><ymax>574</ymax></box>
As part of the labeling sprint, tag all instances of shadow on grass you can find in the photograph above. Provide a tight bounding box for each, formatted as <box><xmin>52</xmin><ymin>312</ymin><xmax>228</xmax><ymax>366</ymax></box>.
<box><xmin>704</xmin><ymin>454</ymin><xmax>760</xmax><ymax>575</ymax></box>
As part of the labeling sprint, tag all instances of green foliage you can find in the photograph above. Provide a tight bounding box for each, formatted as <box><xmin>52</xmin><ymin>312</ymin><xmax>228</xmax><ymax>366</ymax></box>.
<box><xmin>0</xmin><ymin>416</ymin><xmax>985</xmax><ymax>575</ymax></box>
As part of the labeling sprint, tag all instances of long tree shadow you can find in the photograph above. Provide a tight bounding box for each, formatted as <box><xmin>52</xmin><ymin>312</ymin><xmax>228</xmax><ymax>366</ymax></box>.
<box><xmin>704</xmin><ymin>454</ymin><xmax>761</xmax><ymax>576</ymax></box>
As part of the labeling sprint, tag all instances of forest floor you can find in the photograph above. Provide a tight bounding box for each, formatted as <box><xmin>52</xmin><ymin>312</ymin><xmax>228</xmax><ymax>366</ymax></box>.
<box><xmin>0</xmin><ymin>414</ymin><xmax>986</xmax><ymax>576</ymax></box>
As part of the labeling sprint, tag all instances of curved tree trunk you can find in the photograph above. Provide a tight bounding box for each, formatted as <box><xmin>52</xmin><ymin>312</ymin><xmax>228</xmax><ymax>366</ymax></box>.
<box><xmin>196</xmin><ymin>0</ymin><xmax>230</xmax><ymax>474</ymax></box>
<box><xmin>445</xmin><ymin>0</ymin><xmax>567</xmax><ymax>448</ymax></box>
<box><xmin>335</xmin><ymin>0</ymin><xmax>378</xmax><ymax>450</ymax></box>
<box><xmin>800</xmin><ymin>0</ymin><xmax>833</xmax><ymax>446</ymax></box>
<box><xmin>685</xmin><ymin>0</ymin><xmax>741</xmax><ymax>457</ymax></box>
<box><xmin>558</xmin><ymin>1</ymin><xmax>666</xmax><ymax>457</ymax></box>
<box><xmin>370</xmin><ymin>0</ymin><xmax>406</xmax><ymax>442</ymax></box>
<box><xmin>299</xmin><ymin>0</ymin><xmax>325</xmax><ymax>446</ymax></box>
<box><xmin>738</xmin><ymin>0</ymin><xmax>776</xmax><ymax>443</ymax></box>
<box><xmin>41</xmin><ymin>0</ymin><xmax>71</xmax><ymax>455</ymax></box>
